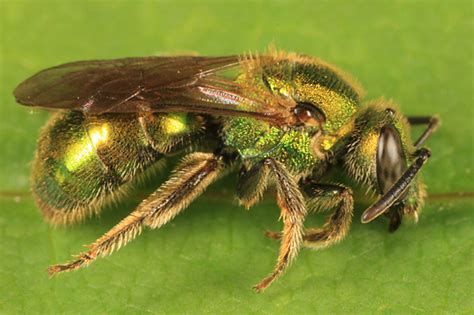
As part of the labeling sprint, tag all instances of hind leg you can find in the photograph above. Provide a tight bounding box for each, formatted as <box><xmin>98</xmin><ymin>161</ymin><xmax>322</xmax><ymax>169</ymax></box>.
<box><xmin>48</xmin><ymin>152</ymin><xmax>230</xmax><ymax>275</ymax></box>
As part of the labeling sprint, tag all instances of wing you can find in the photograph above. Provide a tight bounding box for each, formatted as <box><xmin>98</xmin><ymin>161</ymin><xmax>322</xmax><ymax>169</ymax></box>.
<box><xmin>14</xmin><ymin>56</ymin><xmax>295</xmax><ymax>125</ymax></box>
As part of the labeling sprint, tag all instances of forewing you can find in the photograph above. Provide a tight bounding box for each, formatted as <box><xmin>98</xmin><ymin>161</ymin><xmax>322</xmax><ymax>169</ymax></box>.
<box><xmin>14</xmin><ymin>56</ymin><xmax>294</xmax><ymax>124</ymax></box>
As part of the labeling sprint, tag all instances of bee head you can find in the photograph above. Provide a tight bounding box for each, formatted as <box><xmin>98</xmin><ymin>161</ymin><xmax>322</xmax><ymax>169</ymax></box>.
<box><xmin>346</xmin><ymin>102</ymin><xmax>427</xmax><ymax>232</ymax></box>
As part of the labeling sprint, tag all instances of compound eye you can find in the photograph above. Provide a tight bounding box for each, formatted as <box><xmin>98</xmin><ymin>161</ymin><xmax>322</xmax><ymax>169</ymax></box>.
<box><xmin>293</xmin><ymin>102</ymin><xmax>326</xmax><ymax>127</ymax></box>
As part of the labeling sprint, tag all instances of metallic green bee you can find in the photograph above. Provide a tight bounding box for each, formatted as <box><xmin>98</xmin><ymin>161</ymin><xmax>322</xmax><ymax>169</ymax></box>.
<box><xmin>14</xmin><ymin>51</ymin><xmax>438</xmax><ymax>292</ymax></box>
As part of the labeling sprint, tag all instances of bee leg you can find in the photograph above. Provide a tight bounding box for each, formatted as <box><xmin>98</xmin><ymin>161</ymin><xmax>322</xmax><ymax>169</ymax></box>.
<box><xmin>236</xmin><ymin>162</ymin><xmax>270</xmax><ymax>209</ymax></box>
<box><xmin>302</xmin><ymin>183</ymin><xmax>353</xmax><ymax>248</ymax></box>
<box><xmin>253</xmin><ymin>158</ymin><xmax>307</xmax><ymax>292</ymax></box>
<box><xmin>387</xmin><ymin>203</ymin><xmax>403</xmax><ymax>232</ymax></box>
<box><xmin>265</xmin><ymin>182</ymin><xmax>354</xmax><ymax>249</ymax></box>
<box><xmin>47</xmin><ymin>152</ymin><xmax>230</xmax><ymax>276</ymax></box>
<box><xmin>407</xmin><ymin>116</ymin><xmax>440</xmax><ymax>148</ymax></box>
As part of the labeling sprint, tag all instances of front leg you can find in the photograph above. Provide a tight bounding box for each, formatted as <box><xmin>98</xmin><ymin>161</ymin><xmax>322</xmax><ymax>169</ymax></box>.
<box><xmin>302</xmin><ymin>182</ymin><xmax>354</xmax><ymax>248</ymax></box>
<box><xmin>238</xmin><ymin>158</ymin><xmax>307</xmax><ymax>292</ymax></box>
<box><xmin>407</xmin><ymin>115</ymin><xmax>439</xmax><ymax>148</ymax></box>
<box><xmin>266</xmin><ymin>182</ymin><xmax>354</xmax><ymax>249</ymax></box>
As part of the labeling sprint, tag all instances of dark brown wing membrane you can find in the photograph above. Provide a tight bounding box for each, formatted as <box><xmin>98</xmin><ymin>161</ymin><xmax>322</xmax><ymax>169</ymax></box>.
<box><xmin>14</xmin><ymin>56</ymin><xmax>294</xmax><ymax>124</ymax></box>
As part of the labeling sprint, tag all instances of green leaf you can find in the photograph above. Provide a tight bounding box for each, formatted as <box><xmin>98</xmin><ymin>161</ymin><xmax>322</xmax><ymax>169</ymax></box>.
<box><xmin>1</xmin><ymin>0</ymin><xmax>472</xmax><ymax>313</ymax></box>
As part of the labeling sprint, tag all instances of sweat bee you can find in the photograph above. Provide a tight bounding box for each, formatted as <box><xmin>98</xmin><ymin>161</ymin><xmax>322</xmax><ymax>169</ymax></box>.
<box><xmin>13</xmin><ymin>50</ymin><xmax>438</xmax><ymax>292</ymax></box>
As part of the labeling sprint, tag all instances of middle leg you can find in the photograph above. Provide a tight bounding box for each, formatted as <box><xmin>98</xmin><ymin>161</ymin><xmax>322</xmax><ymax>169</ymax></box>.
<box><xmin>241</xmin><ymin>158</ymin><xmax>307</xmax><ymax>292</ymax></box>
<box><xmin>266</xmin><ymin>181</ymin><xmax>354</xmax><ymax>249</ymax></box>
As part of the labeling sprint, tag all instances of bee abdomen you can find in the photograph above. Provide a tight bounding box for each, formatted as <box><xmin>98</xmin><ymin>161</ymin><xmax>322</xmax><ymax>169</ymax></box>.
<box><xmin>32</xmin><ymin>111</ymin><xmax>164</xmax><ymax>224</ymax></box>
<box><xmin>32</xmin><ymin>111</ymin><xmax>208</xmax><ymax>225</ymax></box>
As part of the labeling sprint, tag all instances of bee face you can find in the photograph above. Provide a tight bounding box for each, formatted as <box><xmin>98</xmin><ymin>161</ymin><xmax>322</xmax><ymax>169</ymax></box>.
<box><xmin>346</xmin><ymin>104</ymin><xmax>413</xmax><ymax>190</ymax></box>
